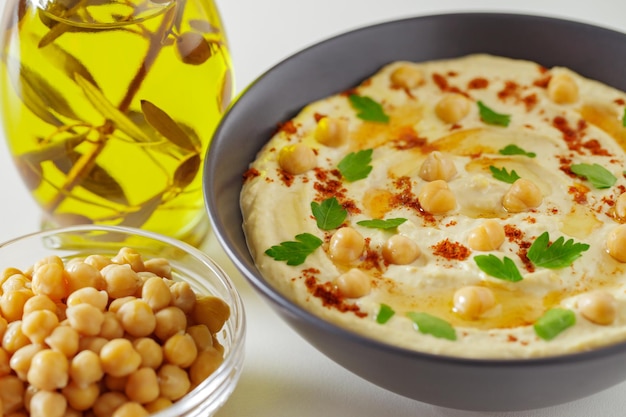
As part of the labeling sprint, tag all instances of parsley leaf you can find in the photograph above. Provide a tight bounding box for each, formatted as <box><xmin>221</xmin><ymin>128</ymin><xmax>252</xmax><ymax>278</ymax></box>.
<box><xmin>489</xmin><ymin>166</ymin><xmax>521</xmax><ymax>184</ymax></box>
<box><xmin>407</xmin><ymin>312</ymin><xmax>457</xmax><ymax>341</ymax></box>
<box><xmin>356</xmin><ymin>218</ymin><xmax>407</xmax><ymax>230</ymax></box>
<box><xmin>349</xmin><ymin>94</ymin><xmax>389</xmax><ymax>123</ymax></box>
<box><xmin>338</xmin><ymin>149</ymin><xmax>373</xmax><ymax>182</ymax></box>
<box><xmin>498</xmin><ymin>144</ymin><xmax>536</xmax><ymax>158</ymax></box>
<box><xmin>376</xmin><ymin>304</ymin><xmax>395</xmax><ymax>324</ymax></box>
<box><xmin>265</xmin><ymin>233</ymin><xmax>323</xmax><ymax>266</ymax></box>
<box><xmin>478</xmin><ymin>101</ymin><xmax>511</xmax><ymax>127</ymax></box>
<box><xmin>311</xmin><ymin>197</ymin><xmax>347</xmax><ymax>230</ymax></box>
<box><xmin>527</xmin><ymin>232</ymin><xmax>589</xmax><ymax>269</ymax></box>
<box><xmin>534</xmin><ymin>308</ymin><xmax>576</xmax><ymax>341</ymax></box>
<box><xmin>474</xmin><ymin>255</ymin><xmax>523</xmax><ymax>282</ymax></box>
<box><xmin>622</xmin><ymin>108</ymin><xmax>626</xmax><ymax>127</ymax></box>
<box><xmin>570</xmin><ymin>163</ymin><xmax>617</xmax><ymax>189</ymax></box>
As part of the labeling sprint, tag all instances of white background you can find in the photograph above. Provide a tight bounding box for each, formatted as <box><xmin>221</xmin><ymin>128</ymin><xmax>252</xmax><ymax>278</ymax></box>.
<box><xmin>2</xmin><ymin>1</ymin><xmax>626</xmax><ymax>416</ymax></box>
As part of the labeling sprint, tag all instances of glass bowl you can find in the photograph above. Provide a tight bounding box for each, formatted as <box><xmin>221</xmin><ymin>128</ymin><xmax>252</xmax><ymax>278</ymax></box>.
<box><xmin>0</xmin><ymin>225</ymin><xmax>245</xmax><ymax>416</ymax></box>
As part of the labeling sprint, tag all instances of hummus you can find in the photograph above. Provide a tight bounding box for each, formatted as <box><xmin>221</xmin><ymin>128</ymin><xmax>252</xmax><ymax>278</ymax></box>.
<box><xmin>240</xmin><ymin>54</ymin><xmax>626</xmax><ymax>359</ymax></box>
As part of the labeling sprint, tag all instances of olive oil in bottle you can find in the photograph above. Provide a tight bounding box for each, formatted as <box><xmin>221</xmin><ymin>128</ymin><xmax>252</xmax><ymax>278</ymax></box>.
<box><xmin>0</xmin><ymin>0</ymin><xmax>233</xmax><ymax>246</ymax></box>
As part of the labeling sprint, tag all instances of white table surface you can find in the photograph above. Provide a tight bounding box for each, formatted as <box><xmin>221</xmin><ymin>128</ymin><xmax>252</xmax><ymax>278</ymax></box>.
<box><xmin>2</xmin><ymin>1</ymin><xmax>626</xmax><ymax>416</ymax></box>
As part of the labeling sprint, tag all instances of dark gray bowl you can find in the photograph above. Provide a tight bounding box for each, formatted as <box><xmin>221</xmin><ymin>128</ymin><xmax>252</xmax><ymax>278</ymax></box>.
<box><xmin>204</xmin><ymin>13</ymin><xmax>626</xmax><ymax>411</ymax></box>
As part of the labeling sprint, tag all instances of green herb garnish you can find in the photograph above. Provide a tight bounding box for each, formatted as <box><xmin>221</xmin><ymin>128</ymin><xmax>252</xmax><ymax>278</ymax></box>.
<box><xmin>498</xmin><ymin>144</ymin><xmax>536</xmax><ymax>158</ymax></box>
<box><xmin>337</xmin><ymin>149</ymin><xmax>373</xmax><ymax>182</ymax></box>
<box><xmin>527</xmin><ymin>232</ymin><xmax>589</xmax><ymax>269</ymax></box>
<box><xmin>478</xmin><ymin>101</ymin><xmax>511</xmax><ymax>127</ymax></box>
<box><xmin>489</xmin><ymin>166</ymin><xmax>521</xmax><ymax>184</ymax></box>
<box><xmin>265</xmin><ymin>233</ymin><xmax>323</xmax><ymax>266</ymax></box>
<box><xmin>356</xmin><ymin>218</ymin><xmax>407</xmax><ymax>230</ymax></box>
<box><xmin>534</xmin><ymin>308</ymin><xmax>576</xmax><ymax>341</ymax></box>
<box><xmin>474</xmin><ymin>255</ymin><xmax>523</xmax><ymax>282</ymax></box>
<box><xmin>376</xmin><ymin>304</ymin><xmax>395</xmax><ymax>324</ymax></box>
<box><xmin>622</xmin><ymin>108</ymin><xmax>626</xmax><ymax>127</ymax></box>
<box><xmin>570</xmin><ymin>163</ymin><xmax>617</xmax><ymax>189</ymax></box>
<box><xmin>311</xmin><ymin>197</ymin><xmax>347</xmax><ymax>230</ymax></box>
<box><xmin>348</xmin><ymin>94</ymin><xmax>390</xmax><ymax>123</ymax></box>
<box><xmin>407</xmin><ymin>312</ymin><xmax>457</xmax><ymax>341</ymax></box>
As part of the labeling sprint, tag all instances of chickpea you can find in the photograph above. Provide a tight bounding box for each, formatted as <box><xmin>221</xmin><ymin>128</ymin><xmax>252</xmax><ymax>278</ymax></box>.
<box><xmin>0</xmin><ymin>315</ymin><xmax>6</xmax><ymax>339</ymax></box>
<box><xmin>101</xmin><ymin>264</ymin><xmax>140</xmax><ymax>299</ymax></box>
<box><xmin>27</xmin><ymin>349</ymin><xmax>69</xmax><ymax>390</ymax></box>
<box><xmin>389</xmin><ymin>65</ymin><xmax>424</xmax><ymax>89</ymax></box>
<box><xmin>362</xmin><ymin>188</ymin><xmax>393</xmax><ymax>219</ymax></box>
<box><xmin>435</xmin><ymin>93</ymin><xmax>471</xmax><ymax>124</ymax></box>
<box><xmin>99</xmin><ymin>311</ymin><xmax>125</xmax><ymax>340</ymax></box>
<box><xmin>169</xmin><ymin>281</ymin><xmax>196</xmax><ymax>314</ymax></box>
<box><xmin>453</xmin><ymin>286</ymin><xmax>496</xmax><ymax>319</ymax></box>
<box><xmin>33</xmin><ymin>255</ymin><xmax>63</xmax><ymax>271</ymax></box>
<box><xmin>65</xmin><ymin>262</ymin><xmax>105</xmax><ymax>293</ymax></box>
<box><xmin>125</xmin><ymin>367</ymin><xmax>159</xmax><ymax>404</ymax></box>
<box><xmin>141</xmin><ymin>276</ymin><xmax>172</xmax><ymax>311</ymax></box>
<box><xmin>278</xmin><ymin>143</ymin><xmax>317</xmax><ymax>175</ymax></box>
<box><xmin>467</xmin><ymin>220</ymin><xmax>505</xmax><ymax>251</ymax></box>
<box><xmin>419</xmin><ymin>151</ymin><xmax>457</xmax><ymax>182</ymax></box>
<box><xmin>3</xmin><ymin>320</ymin><xmax>30</xmax><ymax>353</ymax></box>
<box><xmin>578</xmin><ymin>291</ymin><xmax>617</xmax><ymax>325</ymax></box>
<box><xmin>66</xmin><ymin>287</ymin><xmax>108</xmax><ymax>311</ymax></box>
<box><xmin>615</xmin><ymin>192</ymin><xmax>626</xmax><ymax>219</ymax></box>
<box><xmin>70</xmin><ymin>350</ymin><xmax>104</xmax><ymax>386</ymax></box>
<box><xmin>108</xmin><ymin>296</ymin><xmax>136</xmax><ymax>313</ymax></box>
<box><xmin>502</xmin><ymin>178</ymin><xmax>542</xmax><ymax>213</ymax></box>
<box><xmin>418</xmin><ymin>180</ymin><xmax>456</xmax><ymax>214</ymax></box>
<box><xmin>116</xmin><ymin>299</ymin><xmax>156</xmax><ymax>337</ymax></box>
<box><xmin>92</xmin><ymin>392</ymin><xmax>127</xmax><ymax>417</ymax></box>
<box><xmin>66</xmin><ymin>304</ymin><xmax>104</xmax><ymax>336</ymax></box>
<box><xmin>132</xmin><ymin>337</ymin><xmax>163</xmax><ymax>369</ymax></box>
<box><xmin>335</xmin><ymin>268</ymin><xmax>371</xmax><ymax>298</ymax></box>
<box><xmin>9</xmin><ymin>343</ymin><xmax>44</xmax><ymax>380</ymax></box>
<box><xmin>163</xmin><ymin>333</ymin><xmax>198</xmax><ymax>368</ymax></box>
<box><xmin>190</xmin><ymin>347</ymin><xmax>224</xmax><ymax>386</ymax></box>
<box><xmin>382</xmin><ymin>235</ymin><xmax>421</xmax><ymax>265</ymax></box>
<box><xmin>99</xmin><ymin>339</ymin><xmax>142</xmax><ymax>378</ymax></box>
<box><xmin>2</xmin><ymin>274</ymin><xmax>29</xmax><ymax>293</ymax></box>
<box><xmin>1</xmin><ymin>289</ymin><xmax>33</xmax><ymax>322</ymax></box>
<box><xmin>45</xmin><ymin>325</ymin><xmax>79</xmax><ymax>358</ymax></box>
<box><xmin>29</xmin><ymin>390</ymin><xmax>67</xmax><ymax>417</ymax></box>
<box><xmin>192</xmin><ymin>295</ymin><xmax>230</xmax><ymax>333</ymax></box>
<box><xmin>112</xmin><ymin>247</ymin><xmax>145</xmax><ymax>273</ymax></box>
<box><xmin>22</xmin><ymin>294</ymin><xmax>56</xmax><ymax>316</ymax></box>
<box><xmin>157</xmin><ymin>364</ymin><xmax>191</xmax><ymax>401</ymax></box>
<box><xmin>328</xmin><ymin>227</ymin><xmax>365</xmax><ymax>264</ymax></box>
<box><xmin>314</xmin><ymin>117</ymin><xmax>348</xmax><ymax>147</ymax></box>
<box><xmin>0</xmin><ymin>375</ymin><xmax>25</xmax><ymax>414</ymax></box>
<box><xmin>112</xmin><ymin>402</ymin><xmax>149</xmax><ymax>417</ymax></box>
<box><xmin>607</xmin><ymin>224</ymin><xmax>626</xmax><ymax>262</ymax></box>
<box><xmin>2</xmin><ymin>267</ymin><xmax>23</xmax><ymax>283</ymax></box>
<box><xmin>62</xmin><ymin>381</ymin><xmax>99</xmax><ymax>411</ymax></box>
<box><xmin>31</xmin><ymin>263</ymin><xmax>68</xmax><ymax>301</ymax></box>
<box><xmin>83</xmin><ymin>254</ymin><xmax>112</xmax><ymax>271</ymax></box>
<box><xmin>187</xmin><ymin>324</ymin><xmax>213</xmax><ymax>351</ymax></box>
<box><xmin>547</xmin><ymin>73</ymin><xmax>579</xmax><ymax>104</ymax></box>
<box><xmin>144</xmin><ymin>397</ymin><xmax>173</xmax><ymax>413</ymax></box>
<box><xmin>79</xmin><ymin>336</ymin><xmax>109</xmax><ymax>355</ymax></box>
<box><xmin>21</xmin><ymin>309</ymin><xmax>58</xmax><ymax>344</ymax></box>
<box><xmin>154</xmin><ymin>306</ymin><xmax>187</xmax><ymax>341</ymax></box>
<box><xmin>144</xmin><ymin>258</ymin><xmax>172</xmax><ymax>279</ymax></box>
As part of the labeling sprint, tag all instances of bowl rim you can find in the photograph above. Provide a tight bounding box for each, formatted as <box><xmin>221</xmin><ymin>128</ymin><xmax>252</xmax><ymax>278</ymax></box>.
<box><xmin>206</xmin><ymin>11</ymin><xmax>626</xmax><ymax>366</ymax></box>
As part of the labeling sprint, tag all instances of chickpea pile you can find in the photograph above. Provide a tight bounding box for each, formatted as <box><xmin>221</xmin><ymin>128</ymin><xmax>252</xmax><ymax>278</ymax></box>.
<box><xmin>0</xmin><ymin>247</ymin><xmax>231</xmax><ymax>417</ymax></box>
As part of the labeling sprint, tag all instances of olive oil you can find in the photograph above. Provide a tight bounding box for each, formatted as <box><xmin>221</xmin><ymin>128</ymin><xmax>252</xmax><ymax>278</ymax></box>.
<box><xmin>0</xmin><ymin>0</ymin><xmax>233</xmax><ymax>246</ymax></box>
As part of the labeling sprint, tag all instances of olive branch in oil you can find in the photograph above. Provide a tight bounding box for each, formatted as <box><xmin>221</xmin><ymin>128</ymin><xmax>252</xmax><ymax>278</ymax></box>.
<box><xmin>6</xmin><ymin>0</ymin><xmax>231</xmax><ymax>227</ymax></box>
